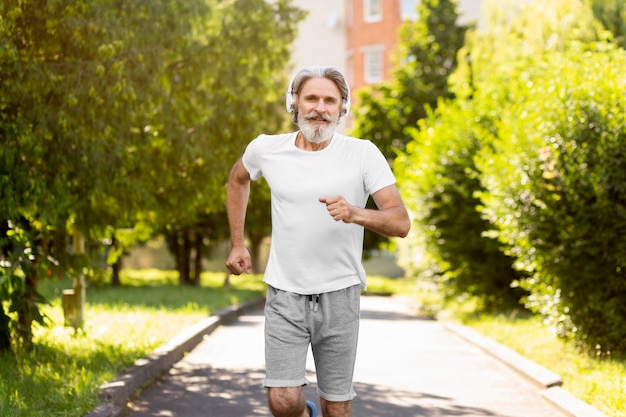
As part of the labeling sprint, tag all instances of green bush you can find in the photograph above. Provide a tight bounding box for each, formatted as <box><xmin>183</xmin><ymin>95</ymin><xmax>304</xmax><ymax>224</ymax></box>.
<box><xmin>396</xmin><ymin>0</ymin><xmax>626</xmax><ymax>356</ymax></box>
<box><xmin>475</xmin><ymin>46</ymin><xmax>626</xmax><ymax>355</ymax></box>
<box><xmin>396</xmin><ymin>100</ymin><xmax>523</xmax><ymax>310</ymax></box>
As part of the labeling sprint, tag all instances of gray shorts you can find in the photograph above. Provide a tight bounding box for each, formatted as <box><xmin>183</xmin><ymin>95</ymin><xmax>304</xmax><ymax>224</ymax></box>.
<box><xmin>263</xmin><ymin>284</ymin><xmax>361</xmax><ymax>402</ymax></box>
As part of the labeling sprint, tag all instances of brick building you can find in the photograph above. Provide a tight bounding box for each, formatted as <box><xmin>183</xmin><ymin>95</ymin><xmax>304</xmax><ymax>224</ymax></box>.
<box><xmin>290</xmin><ymin>0</ymin><xmax>483</xmax><ymax>93</ymax></box>
<box><xmin>345</xmin><ymin>0</ymin><xmax>415</xmax><ymax>91</ymax></box>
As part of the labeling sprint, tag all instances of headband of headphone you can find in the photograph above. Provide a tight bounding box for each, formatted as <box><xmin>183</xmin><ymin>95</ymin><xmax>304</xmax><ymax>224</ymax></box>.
<box><xmin>285</xmin><ymin>69</ymin><xmax>351</xmax><ymax>117</ymax></box>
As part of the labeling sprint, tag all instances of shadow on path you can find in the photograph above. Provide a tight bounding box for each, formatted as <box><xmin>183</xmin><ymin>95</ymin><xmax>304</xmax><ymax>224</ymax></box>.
<box><xmin>128</xmin><ymin>365</ymin><xmax>508</xmax><ymax>417</ymax></box>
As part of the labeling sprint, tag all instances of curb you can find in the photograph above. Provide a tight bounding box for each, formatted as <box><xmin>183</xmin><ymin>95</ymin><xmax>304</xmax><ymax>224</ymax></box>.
<box><xmin>84</xmin><ymin>296</ymin><xmax>266</xmax><ymax>417</ymax></box>
<box><xmin>85</xmin><ymin>297</ymin><xmax>609</xmax><ymax>417</ymax></box>
<box><xmin>444</xmin><ymin>322</ymin><xmax>608</xmax><ymax>417</ymax></box>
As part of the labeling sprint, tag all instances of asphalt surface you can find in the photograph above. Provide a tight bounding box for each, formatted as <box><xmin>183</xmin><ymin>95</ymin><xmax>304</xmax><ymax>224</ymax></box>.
<box><xmin>88</xmin><ymin>296</ymin><xmax>608</xmax><ymax>417</ymax></box>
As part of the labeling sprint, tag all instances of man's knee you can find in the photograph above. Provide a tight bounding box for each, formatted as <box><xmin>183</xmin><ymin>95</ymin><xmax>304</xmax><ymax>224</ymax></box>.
<box><xmin>321</xmin><ymin>398</ymin><xmax>352</xmax><ymax>417</ymax></box>
<box><xmin>267</xmin><ymin>387</ymin><xmax>305</xmax><ymax>417</ymax></box>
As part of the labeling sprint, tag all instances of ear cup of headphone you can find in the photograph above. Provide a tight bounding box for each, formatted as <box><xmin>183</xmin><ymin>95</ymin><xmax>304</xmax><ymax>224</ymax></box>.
<box><xmin>285</xmin><ymin>90</ymin><xmax>296</xmax><ymax>113</ymax></box>
<box><xmin>341</xmin><ymin>96</ymin><xmax>350</xmax><ymax>117</ymax></box>
<box><xmin>285</xmin><ymin>73</ymin><xmax>296</xmax><ymax>113</ymax></box>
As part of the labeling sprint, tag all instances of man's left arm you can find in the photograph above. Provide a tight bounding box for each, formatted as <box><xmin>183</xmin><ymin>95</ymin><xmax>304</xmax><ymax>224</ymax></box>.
<box><xmin>319</xmin><ymin>184</ymin><xmax>411</xmax><ymax>238</ymax></box>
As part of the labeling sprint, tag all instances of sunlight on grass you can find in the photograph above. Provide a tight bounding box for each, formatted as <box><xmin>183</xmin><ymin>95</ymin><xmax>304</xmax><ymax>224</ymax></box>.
<box><xmin>0</xmin><ymin>270</ymin><xmax>266</xmax><ymax>417</ymax></box>
<box><xmin>398</xmin><ymin>285</ymin><xmax>626</xmax><ymax>417</ymax></box>
<box><xmin>3</xmin><ymin>272</ymin><xmax>624</xmax><ymax>417</ymax></box>
<box><xmin>456</xmin><ymin>308</ymin><xmax>626</xmax><ymax>417</ymax></box>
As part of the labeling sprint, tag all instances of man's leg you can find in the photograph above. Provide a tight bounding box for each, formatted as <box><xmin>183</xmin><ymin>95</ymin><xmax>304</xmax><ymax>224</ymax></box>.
<box><xmin>264</xmin><ymin>287</ymin><xmax>312</xmax><ymax>416</ymax></box>
<box><xmin>268</xmin><ymin>387</ymin><xmax>310</xmax><ymax>417</ymax></box>
<box><xmin>320</xmin><ymin>398</ymin><xmax>352</xmax><ymax>417</ymax></box>
<box><xmin>311</xmin><ymin>285</ymin><xmax>361</xmax><ymax>417</ymax></box>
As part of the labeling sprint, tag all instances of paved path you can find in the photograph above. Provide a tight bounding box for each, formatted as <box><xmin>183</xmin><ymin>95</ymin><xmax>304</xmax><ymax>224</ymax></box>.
<box><xmin>124</xmin><ymin>296</ymin><xmax>577</xmax><ymax>417</ymax></box>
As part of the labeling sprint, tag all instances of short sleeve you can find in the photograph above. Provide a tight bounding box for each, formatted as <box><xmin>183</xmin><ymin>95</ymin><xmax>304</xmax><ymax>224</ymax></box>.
<box><xmin>363</xmin><ymin>140</ymin><xmax>396</xmax><ymax>195</ymax></box>
<box><xmin>241</xmin><ymin>135</ymin><xmax>264</xmax><ymax>181</ymax></box>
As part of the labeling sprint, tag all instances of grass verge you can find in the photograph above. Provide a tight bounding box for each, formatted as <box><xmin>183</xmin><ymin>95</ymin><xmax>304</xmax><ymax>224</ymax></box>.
<box><xmin>2</xmin><ymin>271</ymin><xmax>624</xmax><ymax>417</ymax></box>
<box><xmin>0</xmin><ymin>270</ymin><xmax>265</xmax><ymax>417</ymax></box>
<box><xmin>456</xmin><ymin>310</ymin><xmax>626</xmax><ymax>417</ymax></box>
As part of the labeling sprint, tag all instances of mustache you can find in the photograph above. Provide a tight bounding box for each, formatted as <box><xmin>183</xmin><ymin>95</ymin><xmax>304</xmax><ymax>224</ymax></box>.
<box><xmin>302</xmin><ymin>111</ymin><xmax>334</xmax><ymax>122</ymax></box>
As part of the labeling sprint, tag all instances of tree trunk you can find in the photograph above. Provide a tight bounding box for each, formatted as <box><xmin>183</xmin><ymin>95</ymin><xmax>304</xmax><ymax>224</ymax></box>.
<box><xmin>17</xmin><ymin>266</ymin><xmax>39</xmax><ymax>351</ymax></box>
<box><xmin>223</xmin><ymin>273</ymin><xmax>231</xmax><ymax>288</ymax></box>
<box><xmin>176</xmin><ymin>228</ymin><xmax>192</xmax><ymax>285</ymax></box>
<box><xmin>248</xmin><ymin>232</ymin><xmax>265</xmax><ymax>274</ymax></box>
<box><xmin>111</xmin><ymin>256</ymin><xmax>122</xmax><ymax>286</ymax></box>
<box><xmin>0</xmin><ymin>220</ymin><xmax>11</xmax><ymax>351</ymax></box>
<box><xmin>165</xmin><ymin>232</ymin><xmax>179</xmax><ymax>279</ymax></box>
<box><xmin>192</xmin><ymin>231</ymin><xmax>203</xmax><ymax>286</ymax></box>
<box><xmin>110</xmin><ymin>236</ymin><xmax>122</xmax><ymax>286</ymax></box>
<box><xmin>0</xmin><ymin>304</ymin><xmax>10</xmax><ymax>352</ymax></box>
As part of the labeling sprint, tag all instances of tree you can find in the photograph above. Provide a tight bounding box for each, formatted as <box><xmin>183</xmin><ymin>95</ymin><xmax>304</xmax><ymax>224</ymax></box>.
<box><xmin>0</xmin><ymin>0</ymin><xmax>304</xmax><ymax>349</ymax></box>
<box><xmin>350</xmin><ymin>0</ymin><xmax>471</xmax><ymax>254</ymax></box>
<box><xmin>351</xmin><ymin>0</ymin><xmax>471</xmax><ymax>159</ymax></box>
<box><xmin>468</xmin><ymin>0</ymin><xmax>626</xmax><ymax>353</ymax></box>
<box><xmin>590</xmin><ymin>0</ymin><xmax>626</xmax><ymax>49</ymax></box>
<box><xmin>148</xmin><ymin>0</ymin><xmax>304</xmax><ymax>284</ymax></box>
<box><xmin>395</xmin><ymin>101</ymin><xmax>524</xmax><ymax>310</ymax></box>
<box><xmin>399</xmin><ymin>0</ymin><xmax>626</xmax><ymax>355</ymax></box>
<box><xmin>1</xmin><ymin>0</ymin><xmax>157</xmax><ymax>349</ymax></box>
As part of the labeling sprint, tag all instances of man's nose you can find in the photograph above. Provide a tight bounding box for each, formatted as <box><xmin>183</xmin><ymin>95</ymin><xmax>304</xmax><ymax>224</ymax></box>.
<box><xmin>314</xmin><ymin>99</ymin><xmax>327</xmax><ymax>112</ymax></box>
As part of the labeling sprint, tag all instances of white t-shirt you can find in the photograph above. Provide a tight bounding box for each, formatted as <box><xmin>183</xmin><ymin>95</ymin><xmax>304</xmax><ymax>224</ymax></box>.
<box><xmin>242</xmin><ymin>131</ymin><xmax>396</xmax><ymax>294</ymax></box>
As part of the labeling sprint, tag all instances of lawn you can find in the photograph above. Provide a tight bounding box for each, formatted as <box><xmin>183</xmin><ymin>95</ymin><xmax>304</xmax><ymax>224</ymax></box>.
<box><xmin>459</xmin><ymin>311</ymin><xmax>626</xmax><ymax>417</ymax></box>
<box><xmin>0</xmin><ymin>270</ymin><xmax>266</xmax><ymax>417</ymax></box>
<box><xmin>433</xmin><ymin>288</ymin><xmax>626</xmax><ymax>417</ymax></box>
<box><xmin>1</xmin><ymin>271</ymin><xmax>624</xmax><ymax>417</ymax></box>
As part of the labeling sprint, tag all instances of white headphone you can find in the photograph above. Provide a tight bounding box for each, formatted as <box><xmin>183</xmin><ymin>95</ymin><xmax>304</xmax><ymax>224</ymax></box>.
<box><xmin>285</xmin><ymin>88</ymin><xmax>298</xmax><ymax>113</ymax></box>
<box><xmin>285</xmin><ymin>70</ymin><xmax>351</xmax><ymax>118</ymax></box>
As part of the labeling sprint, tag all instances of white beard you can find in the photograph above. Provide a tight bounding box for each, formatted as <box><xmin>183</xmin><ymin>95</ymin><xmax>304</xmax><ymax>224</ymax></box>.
<box><xmin>298</xmin><ymin>111</ymin><xmax>339</xmax><ymax>144</ymax></box>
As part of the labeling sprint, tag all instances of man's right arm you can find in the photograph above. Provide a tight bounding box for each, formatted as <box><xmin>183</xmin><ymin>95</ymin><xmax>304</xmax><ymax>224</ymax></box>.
<box><xmin>225</xmin><ymin>158</ymin><xmax>253</xmax><ymax>275</ymax></box>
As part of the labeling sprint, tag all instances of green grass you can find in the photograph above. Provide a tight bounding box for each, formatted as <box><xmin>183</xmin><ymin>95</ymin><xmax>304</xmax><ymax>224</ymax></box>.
<box><xmin>442</xmin><ymin>303</ymin><xmax>626</xmax><ymax>417</ymax></box>
<box><xmin>374</xmin><ymin>278</ymin><xmax>626</xmax><ymax>416</ymax></box>
<box><xmin>0</xmin><ymin>270</ymin><xmax>266</xmax><ymax>417</ymax></box>
<box><xmin>364</xmin><ymin>274</ymin><xmax>418</xmax><ymax>296</ymax></box>
<box><xmin>2</xmin><ymin>271</ymin><xmax>624</xmax><ymax>417</ymax></box>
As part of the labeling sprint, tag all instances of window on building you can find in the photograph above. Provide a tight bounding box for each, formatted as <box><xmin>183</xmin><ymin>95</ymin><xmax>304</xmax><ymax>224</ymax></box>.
<box><xmin>364</xmin><ymin>0</ymin><xmax>382</xmax><ymax>23</ymax></box>
<box><xmin>362</xmin><ymin>46</ymin><xmax>384</xmax><ymax>83</ymax></box>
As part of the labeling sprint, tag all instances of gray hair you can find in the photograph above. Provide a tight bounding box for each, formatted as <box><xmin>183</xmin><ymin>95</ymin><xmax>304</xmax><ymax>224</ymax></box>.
<box><xmin>287</xmin><ymin>66</ymin><xmax>351</xmax><ymax>123</ymax></box>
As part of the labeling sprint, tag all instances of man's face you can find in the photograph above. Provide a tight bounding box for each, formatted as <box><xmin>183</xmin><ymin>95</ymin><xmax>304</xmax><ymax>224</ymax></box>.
<box><xmin>296</xmin><ymin>77</ymin><xmax>342</xmax><ymax>143</ymax></box>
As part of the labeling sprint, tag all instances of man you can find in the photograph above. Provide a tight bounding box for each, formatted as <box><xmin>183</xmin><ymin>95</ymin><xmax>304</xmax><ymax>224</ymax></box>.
<box><xmin>225</xmin><ymin>66</ymin><xmax>410</xmax><ymax>417</ymax></box>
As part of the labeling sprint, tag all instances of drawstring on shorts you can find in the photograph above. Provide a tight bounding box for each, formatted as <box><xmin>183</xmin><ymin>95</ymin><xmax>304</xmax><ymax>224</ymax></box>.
<box><xmin>308</xmin><ymin>294</ymin><xmax>320</xmax><ymax>312</ymax></box>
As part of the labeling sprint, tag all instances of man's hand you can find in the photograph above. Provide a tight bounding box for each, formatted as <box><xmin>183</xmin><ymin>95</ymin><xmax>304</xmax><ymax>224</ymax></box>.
<box><xmin>319</xmin><ymin>196</ymin><xmax>354</xmax><ymax>223</ymax></box>
<box><xmin>320</xmin><ymin>185</ymin><xmax>411</xmax><ymax>238</ymax></box>
<box><xmin>225</xmin><ymin>246</ymin><xmax>252</xmax><ymax>275</ymax></box>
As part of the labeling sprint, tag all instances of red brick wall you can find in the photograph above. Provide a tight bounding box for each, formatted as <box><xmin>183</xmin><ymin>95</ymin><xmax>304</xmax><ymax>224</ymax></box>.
<box><xmin>346</xmin><ymin>0</ymin><xmax>402</xmax><ymax>92</ymax></box>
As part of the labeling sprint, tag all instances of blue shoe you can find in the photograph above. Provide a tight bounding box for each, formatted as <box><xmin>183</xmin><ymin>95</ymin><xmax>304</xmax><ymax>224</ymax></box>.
<box><xmin>306</xmin><ymin>400</ymin><xmax>317</xmax><ymax>417</ymax></box>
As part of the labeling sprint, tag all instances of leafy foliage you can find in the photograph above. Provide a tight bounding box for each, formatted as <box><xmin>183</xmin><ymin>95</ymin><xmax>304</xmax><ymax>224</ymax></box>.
<box><xmin>0</xmin><ymin>0</ymin><xmax>304</xmax><ymax>349</ymax></box>
<box><xmin>351</xmin><ymin>0</ymin><xmax>471</xmax><ymax>159</ymax></box>
<box><xmin>402</xmin><ymin>0</ymin><xmax>626</xmax><ymax>355</ymax></box>
<box><xmin>475</xmin><ymin>47</ymin><xmax>626</xmax><ymax>355</ymax></box>
<box><xmin>1</xmin><ymin>270</ymin><xmax>265</xmax><ymax>416</ymax></box>
<box><xmin>467</xmin><ymin>0</ymin><xmax>626</xmax><ymax>356</ymax></box>
<box><xmin>590</xmin><ymin>0</ymin><xmax>626</xmax><ymax>49</ymax></box>
<box><xmin>351</xmin><ymin>0</ymin><xmax>471</xmax><ymax>254</ymax></box>
<box><xmin>148</xmin><ymin>0</ymin><xmax>302</xmax><ymax>283</ymax></box>
<box><xmin>395</xmin><ymin>101</ymin><xmax>523</xmax><ymax>310</ymax></box>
